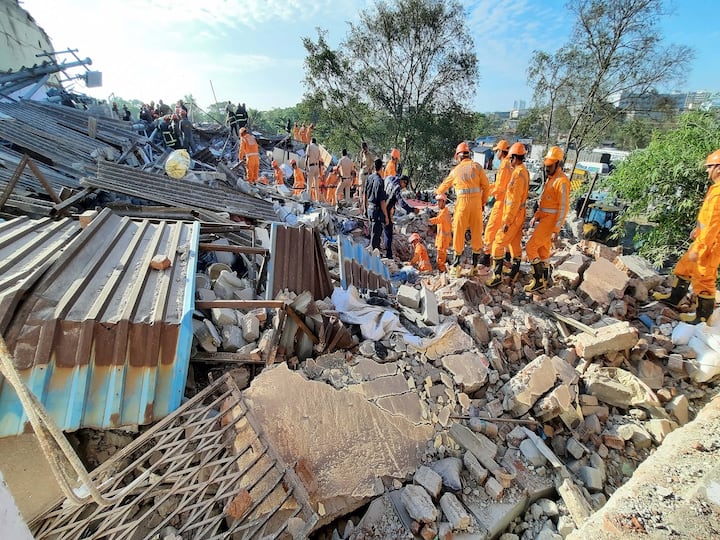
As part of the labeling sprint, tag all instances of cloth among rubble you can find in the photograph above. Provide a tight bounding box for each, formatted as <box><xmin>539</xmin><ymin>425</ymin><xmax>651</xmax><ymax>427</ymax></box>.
<box><xmin>331</xmin><ymin>285</ymin><xmax>421</xmax><ymax>345</ymax></box>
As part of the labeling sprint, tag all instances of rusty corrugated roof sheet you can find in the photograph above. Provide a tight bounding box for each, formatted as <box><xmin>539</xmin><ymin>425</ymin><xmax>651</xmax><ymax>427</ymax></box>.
<box><xmin>0</xmin><ymin>208</ymin><xmax>199</xmax><ymax>436</ymax></box>
<box><xmin>0</xmin><ymin>215</ymin><xmax>81</xmax><ymax>333</ymax></box>
<box><xmin>267</xmin><ymin>223</ymin><xmax>334</xmax><ymax>300</ymax></box>
<box><xmin>87</xmin><ymin>160</ymin><xmax>278</xmax><ymax>222</ymax></box>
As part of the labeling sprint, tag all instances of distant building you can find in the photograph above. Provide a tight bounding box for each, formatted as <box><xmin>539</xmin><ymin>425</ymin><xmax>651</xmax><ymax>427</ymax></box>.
<box><xmin>609</xmin><ymin>90</ymin><xmax>718</xmax><ymax>120</ymax></box>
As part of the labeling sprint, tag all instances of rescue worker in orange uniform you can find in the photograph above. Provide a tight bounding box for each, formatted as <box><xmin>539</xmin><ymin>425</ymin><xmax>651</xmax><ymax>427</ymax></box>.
<box><xmin>238</xmin><ymin>127</ymin><xmax>260</xmax><ymax>183</ymax></box>
<box><xmin>305</xmin><ymin>123</ymin><xmax>314</xmax><ymax>144</ymax></box>
<box><xmin>408</xmin><ymin>233</ymin><xmax>432</xmax><ymax>273</ymax></box>
<box><xmin>384</xmin><ymin>147</ymin><xmax>401</xmax><ymax>179</ymax></box>
<box><xmin>653</xmin><ymin>149</ymin><xmax>720</xmax><ymax>324</ymax></box>
<box><xmin>298</xmin><ymin>123</ymin><xmax>307</xmax><ymax>145</ymax></box>
<box><xmin>481</xmin><ymin>140</ymin><xmax>512</xmax><ymax>266</ymax></box>
<box><xmin>524</xmin><ymin>146</ymin><xmax>570</xmax><ymax>293</ymax></box>
<box><xmin>272</xmin><ymin>160</ymin><xmax>285</xmax><ymax>186</ymax></box>
<box><xmin>290</xmin><ymin>159</ymin><xmax>306</xmax><ymax>196</ymax></box>
<box><xmin>325</xmin><ymin>166</ymin><xmax>340</xmax><ymax>205</ymax></box>
<box><xmin>486</xmin><ymin>142</ymin><xmax>530</xmax><ymax>287</ymax></box>
<box><xmin>429</xmin><ymin>193</ymin><xmax>452</xmax><ymax>272</ymax></box>
<box><xmin>435</xmin><ymin>142</ymin><xmax>490</xmax><ymax>278</ymax></box>
<box><xmin>292</xmin><ymin>122</ymin><xmax>300</xmax><ymax>141</ymax></box>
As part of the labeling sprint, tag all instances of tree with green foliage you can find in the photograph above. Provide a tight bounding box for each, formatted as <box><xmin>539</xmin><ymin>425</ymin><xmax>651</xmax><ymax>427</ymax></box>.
<box><xmin>302</xmin><ymin>0</ymin><xmax>478</xmax><ymax>187</ymax></box>
<box><xmin>608</xmin><ymin>111</ymin><xmax>720</xmax><ymax>267</ymax></box>
<box><xmin>528</xmin><ymin>0</ymin><xmax>693</xmax><ymax>162</ymax></box>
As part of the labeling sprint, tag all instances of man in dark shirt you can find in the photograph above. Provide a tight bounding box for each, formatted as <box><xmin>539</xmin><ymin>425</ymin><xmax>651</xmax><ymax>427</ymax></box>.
<box><xmin>383</xmin><ymin>174</ymin><xmax>418</xmax><ymax>258</ymax></box>
<box><xmin>364</xmin><ymin>158</ymin><xmax>390</xmax><ymax>253</ymax></box>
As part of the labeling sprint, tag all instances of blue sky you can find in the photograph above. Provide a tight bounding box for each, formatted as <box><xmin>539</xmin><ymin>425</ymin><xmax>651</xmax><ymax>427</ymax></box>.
<box><xmin>19</xmin><ymin>0</ymin><xmax>719</xmax><ymax>113</ymax></box>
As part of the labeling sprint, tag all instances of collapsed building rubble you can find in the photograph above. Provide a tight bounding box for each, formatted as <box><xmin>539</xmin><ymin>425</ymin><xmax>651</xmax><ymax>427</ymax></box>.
<box><xmin>0</xmin><ymin>99</ymin><xmax>719</xmax><ymax>540</ymax></box>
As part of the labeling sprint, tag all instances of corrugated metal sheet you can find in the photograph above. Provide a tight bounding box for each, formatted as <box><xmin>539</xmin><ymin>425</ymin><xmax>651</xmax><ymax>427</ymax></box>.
<box><xmin>338</xmin><ymin>235</ymin><xmax>392</xmax><ymax>291</ymax></box>
<box><xmin>88</xmin><ymin>160</ymin><xmax>278</xmax><ymax>222</ymax></box>
<box><xmin>266</xmin><ymin>223</ymin><xmax>334</xmax><ymax>300</ymax></box>
<box><xmin>0</xmin><ymin>216</ymin><xmax>81</xmax><ymax>333</ymax></box>
<box><xmin>0</xmin><ymin>208</ymin><xmax>199</xmax><ymax>436</ymax></box>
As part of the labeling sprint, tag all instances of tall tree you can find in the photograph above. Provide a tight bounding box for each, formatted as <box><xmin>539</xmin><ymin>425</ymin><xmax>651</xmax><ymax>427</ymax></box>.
<box><xmin>608</xmin><ymin>111</ymin><xmax>720</xmax><ymax>266</ymax></box>
<box><xmin>528</xmin><ymin>0</ymin><xmax>693</xmax><ymax>162</ymax></box>
<box><xmin>302</xmin><ymin>0</ymin><xmax>478</xmax><ymax>186</ymax></box>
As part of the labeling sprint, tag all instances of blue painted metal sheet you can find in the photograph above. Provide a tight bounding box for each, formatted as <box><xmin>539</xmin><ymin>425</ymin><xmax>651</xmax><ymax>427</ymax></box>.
<box><xmin>338</xmin><ymin>234</ymin><xmax>391</xmax><ymax>290</ymax></box>
<box><xmin>0</xmin><ymin>209</ymin><xmax>198</xmax><ymax>436</ymax></box>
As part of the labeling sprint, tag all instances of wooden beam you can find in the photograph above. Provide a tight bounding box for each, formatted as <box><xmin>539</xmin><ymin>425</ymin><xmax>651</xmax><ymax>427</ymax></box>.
<box><xmin>198</xmin><ymin>243</ymin><xmax>268</xmax><ymax>255</ymax></box>
<box><xmin>0</xmin><ymin>154</ymin><xmax>28</xmax><ymax>210</ymax></box>
<box><xmin>285</xmin><ymin>305</ymin><xmax>319</xmax><ymax>345</ymax></box>
<box><xmin>196</xmin><ymin>300</ymin><xmax>286</xmax><ymax>310</ymax></box>
<box><xmin>26</xmin><ymin>158</ymin><xmax>62</xmax><ymax>203</ymax></box>
<box><xmin>51</xmin><ymin>187</ymin><xmax>96</xmax><ymax>216</ymax></box>
<box><xmin>191</xmin><ymin>352</ymin><xmax>265</xmax><ymax>365</ymax></box>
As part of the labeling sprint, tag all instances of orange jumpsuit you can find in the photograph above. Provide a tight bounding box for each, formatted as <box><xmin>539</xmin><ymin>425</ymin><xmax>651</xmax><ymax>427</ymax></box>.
<box><xmin>526</xmin><ymin>168</ymin><xmax>570</xmax><ymax>261</ymax></box>
<box><xmin>410</xmin><ymin>242</ymin><xmax>432</xmax><ymax>273</ymax></box>
<box><xmin>429</xmin><ymin>206</ymin><xmax>452</xmax><ymax>271</ymax></box>
<box><xmin>674</xmin><ymin>181</ymin><xmax>720</xmax><ymax>296</ymax></box>
<box><xmin>326</xmin><ymin>170</ymin><xmax>339</xmax><ymax>205</ymax></box>
<box><xmin>292</xmin><ymin>167</ymin><xmax>306</xmax><ymax>196</ymax></box>
<box><xmin>273</xmin><ymin>164</ymin><xmax>285</xmax><ymax>186</ymax></box>
<box><xmin>292</xmin><ymin>124</ymin><xmax>300</xmax><ymax>141</ymax></box>
<box><xmin>491</xmin><ymin>163</ymin><xmax>529</xmax><ymax>259</ymax></box>
<box><xmin>483</xmin><ymin>157</ymin><xmax>513</xmax><ymax>254</ymax></box>
<box><xmin>305</xmin><ymin>126</ymin><xmax>313</xmax><ymax>144</ymax></box>
<box><xmin>435</xmin><ymin>158</ymin><xmax>490</xmax><ymax>256</ymax></box>
<box><xmin>384</xmin><ymin>159</ymin><xmax>398</xmax><ymax>179</ymax></box>
<box><xmin>298</xmin><ymin>125</ymin><xmax>307</xmax><ymax>144</ymax></box>
<box><xmin>239</xmin><ymin>133</ymin><xmax>259</xmax><ymax>183</ymax></box>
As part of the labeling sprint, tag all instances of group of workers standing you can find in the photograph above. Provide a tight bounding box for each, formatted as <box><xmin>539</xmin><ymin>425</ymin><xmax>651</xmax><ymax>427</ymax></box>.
<box><xmin>432</xmin><ymin>139</ymin><xmax>570</xmax><ymax>294</ymax></box>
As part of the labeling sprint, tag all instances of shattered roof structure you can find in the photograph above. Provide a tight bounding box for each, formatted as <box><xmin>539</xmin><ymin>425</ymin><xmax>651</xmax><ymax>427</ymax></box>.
<box><xmin>0</xmin><ymin>208</ymin><xmax>199</xmax><ymax>435</ymax></box>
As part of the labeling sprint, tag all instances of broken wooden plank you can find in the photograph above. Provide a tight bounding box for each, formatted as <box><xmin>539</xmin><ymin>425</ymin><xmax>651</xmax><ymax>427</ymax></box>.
<box><xmin>285</xmin><ymin>305</ymin><xmax>319</xmax><ymax>345</ymax></box>
<box><xmin>198</xmin><ymin>243</ymin><xmax>268</xmax><ymax>255</ymax></box>
<box><xmin>535</xmin><ymin>305</ymin><xmax>597</xmax><ymax>336</ymax></box>
<box><xmin>51</xmin><ymin>187</ymin><xmax>96</xmax><ymax>216</ymax></box>
<box><xmin>196</xmin><ymin>300</ymin><xmax>286</xmax><ymax>310</ymax></box>
<box><xmin>266</xmin><ymin>308</ymin><xmax>287</xmax><ymax>366</ymax></box>
<box><xmin>26</xmin><ymin>158</ymin><xmax>62</xmax><ymax>204</ymax></box>
<box><xmin>0</xmin><ymin>154</ymin><xmax>28</xmax><ymax>210</ymax></box>
<box><xmin>192</xmin><ymin>352</ymin><xmax>265</xmax><ymax>365</ymax></box>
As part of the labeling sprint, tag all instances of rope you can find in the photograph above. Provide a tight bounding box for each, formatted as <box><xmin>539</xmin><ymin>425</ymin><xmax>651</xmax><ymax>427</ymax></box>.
<box><xmin>0</xmin><ymin>335</ymin><xmax>116</xmax><ymax>507</ymax></box>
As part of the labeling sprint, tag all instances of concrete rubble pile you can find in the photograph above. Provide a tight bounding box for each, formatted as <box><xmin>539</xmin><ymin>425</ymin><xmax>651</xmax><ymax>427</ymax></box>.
<box><xmin>237</xmin><ymin>233</ymin><xmax>719</xmax><ymax>540</ymax></box>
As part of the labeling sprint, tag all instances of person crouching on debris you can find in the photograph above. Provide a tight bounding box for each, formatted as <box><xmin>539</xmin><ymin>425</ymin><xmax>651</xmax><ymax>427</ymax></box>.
<box><xmin>272</xmin><ymin>160</ymin><xmax>285</xmax><ymax>186</ymax></box>
<box><xmin>524</xmin><ymin>146</ymin><xmax>570</xmax><ymax>294</ymax></box>
<box><xmin>653</xmin><ymin>149</ymin><xmax>720</xmax><ymax>324</ymax></box>
<box><xmin>239</xmin><ymin>127</ymin><xmax>260</xmax><ymax>183</ymax></box>
<box><xmin>429</xmin><ymin>193</ymin><xmax>452</xmax><ymax>272</ymax></box>
<box><xmin>435</xmin><ymin>142</ymin><xmax>490</xmax><ymax>278</ymax></box>
<box><xmin>486</xmin><ymin>142</ymin><xmax>529</xmax><ymax>288</ymax></box>
<box><xmin>407</xmin><ymin>233</ymin><xmax>432</xmax><ymax>273</ymax></box>
<box><xmin>290</xmin><ymin>159</ymin><xmax>306</xmax><ymax>196</ymax></box>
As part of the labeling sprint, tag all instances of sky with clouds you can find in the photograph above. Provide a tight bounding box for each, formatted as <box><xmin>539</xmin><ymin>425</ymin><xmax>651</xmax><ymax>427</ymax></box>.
<box><xmin>18</xmin><ymin>0</ymin><xmax>720</xmax><ymax>113</ymax></box>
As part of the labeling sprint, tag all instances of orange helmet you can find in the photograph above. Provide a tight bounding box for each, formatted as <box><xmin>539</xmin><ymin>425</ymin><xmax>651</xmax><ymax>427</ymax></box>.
<box><xmin>706</xmin><ymin>149</ymin><xmax>720</xmax><ymax>167</ymax></box>
<box><xmin>455</xmin><ymin>142</ymin><xmax>470</xmax><ymax>157</ymax></box>
<box><xmin>436</xmin><ymin>193</ymin><xmax>447</xmax><ymax>202</ymax></box>
<box><xmin>409</xmin><ymin>233</ymin><xmax>421</xmax><ymax>243</ymax></box>
<box><xmin>272</xmin><ymin>160</ymin><xmax>278</xmax><ymax>167</ymax></box>
<box><xmin>509</xmin><ymin>142</ymin><xmax>526</xmax><ymax>156</ymax></box>
<box><xmin>290</xmin><ymin>159</ymin><xmax>297</xmax><ymax>166</ymax></box>
<box><xmin>493</xmin><ymin>140</ymin><xmax>510</xmax><ymax>152</ymax></box>
<box><xmin>543</xmin><ymin>146</ymin><xmax>564</xmax><ymax>165</ymax></box>
<box><xmin>391</xmin><ymin>148</ymin><xmax>401</xmax><ymax>159</ymax></box>
<box><xmin>239</xmin><ymin>127</ymin><xmax>248</xmax><ymax>135</ymax></box>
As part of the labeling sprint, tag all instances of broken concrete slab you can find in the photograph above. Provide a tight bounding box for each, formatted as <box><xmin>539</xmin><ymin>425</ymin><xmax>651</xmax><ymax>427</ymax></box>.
<box><xmin>449</xmin><ymin>423</ymin><xmax>499</xmax><ymax>472</ymax></box>
<box><xmin>439</xmin><ymin>492</ymin><xmax>472</xmax><ymax>531</ymax></box>
<box><xmin>411</xmin><ymin>321</ymin><xmax>474</xmax><ymax>361</ymax></box>
<box><xmin>374</xmin><ymin>393</ymin><xmax>426</xmax><ymax>425</ymax></box>
<box><xmin>420</xmin><ymin>286</ymin><xmax>439</xmax><ymax>326</ymax></box>
<box><xmin>557</xmin><ymin>478</ymin><xmax>593</xmax><ymax>528</ymax></box>
<box><xmin>349</xmin><ymin>372</ymin><xmax>410</xmax><ymax>400</ymax></box>
<box><xmin>464</xmin><ymin>313</ymin><xmax>491</xmax><ymax>346</ymax></box>
<box><xmin>414</xmin><ymin>466</ymin><xmax>443</xmax><ymax>499</ymax></box>
<box><xmin>501</xmin><ymin>355</ymin><xmax>558</xmax><ymax>417</ymax></box>
<box><xmin>401</xmin><ymin>484</ymin><xmax>438</xmax><ymax>524</ymax></box>
<box><xmin>554</xmin><ymin>253</ymin><xmax>588</xmax><ymax>288</ymax></box>
<box><xmin>462</xmin><ymin>490</ymin><xmax>528</xmax><ymax>538</ymax></box>
<box><xmin>574</xmin><ymin>321</ymin><xmax>638</xmax><ymax>359</ymax></box>
<box><xmin>578</xmin><ymin>257</ymin><xmax>630</xmax><ymax>305</ymax></box>
<box><xmin>355</xmin><ymin>493</ymin><xmax>414</xmax><ymax>539</ymax></box>
<box><xmin>615</xmin><ymin>255</ymin><xmax>663</xmax><ymax>289</ymax></box>
<box><xmin>398</xmin><ymin>284</ymin><xmax>421</xmax><ymax>309</ymax></box>
<box><xmin>441</xmin><ymin>352</ymin><xmax>489</xmax><ymax>393</ymax></box>
<box><xmin>637</xmin><ymin>358</ymin><xmax>664</xmax><ymax>390</ymax></box>
<box><xmin>243</xmin><ymin>364</ymin><xmax>432</xmax><ymax>527</ymax></box>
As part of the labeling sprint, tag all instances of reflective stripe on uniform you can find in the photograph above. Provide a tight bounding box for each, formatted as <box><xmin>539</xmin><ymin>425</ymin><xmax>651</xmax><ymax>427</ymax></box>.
<box><xmin>457</xmin><ymin>187</ymin><xmax>482</xmax><ymax>195</ymax></box>
<box><xmin>539</xmin><ymin>207</ymin><xmax>558</xmax><ymax>213</ymax></box>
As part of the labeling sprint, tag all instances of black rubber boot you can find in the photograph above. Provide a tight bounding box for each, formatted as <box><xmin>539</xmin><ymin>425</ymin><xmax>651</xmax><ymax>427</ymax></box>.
<box><xmin>485</xmin><ymin>257</ymin><xmax>504</xmax><ymax>288</ymax></box>
<box><xmin>479</xmin><ymin>252</ymin><xmax>491</xmax><ymax>267</ymax></box>
<box><xmin>544</xmin><ymin>264</ymin><xmax>553</xmax><ymax>287</ymax></box>
<box><xmin>504</xmin><ymin>258</ymin><xmax>521</xmax><ymax>281</ymax></box>
<box><xmin>525</xmin><ymin>261</ymin><xmax>546</xmax><ymax>293</ymax></box>
<box><xmin>653</xmin><ymin>276</ymin><xmax>690</xmax><ymax>308</ymax></box>
<box><xmin>472</xmin><ymin>252</ymin><xmax>481</xmax><ymax>266</ymax></box>
<box><xmin>680</xmin><ymin>294</ymin><xmax>715</xmax><ymax>325</ymax></box>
